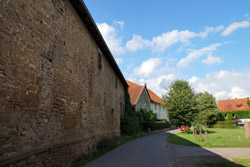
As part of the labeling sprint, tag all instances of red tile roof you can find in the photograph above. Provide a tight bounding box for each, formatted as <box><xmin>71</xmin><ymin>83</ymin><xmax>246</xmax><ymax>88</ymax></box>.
<box><xmin>218</xmin><ymin>98</ymin><xmax>250</xmax><ymax>112</ymax></box>
<box><xmin>147</xmin><ymin>89</ymin><xmax>165</xmax><ymax>104</ymax></box>
<box><xmin>126</xmin><ymin>80</ymin><xmax>165</xmax><ymax>105</ymax></box>
<box><xmin>126</xmin><ymin>80</ymin><xmax>144</xmax><ymax>105</ymax></box>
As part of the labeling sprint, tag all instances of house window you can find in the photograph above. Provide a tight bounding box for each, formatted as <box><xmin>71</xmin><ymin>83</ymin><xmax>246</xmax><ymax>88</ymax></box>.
<box><xmin>224</xmin><ymin>114</ymin><xmax>227</xmax><ymax>118</ymax></box>
<box><xmin>232</xmin><ymin>113</ymin><xmax>236</xmax><ymax>118</ymax></box>
<box><xmin>236</xmin><ymin>104</ymin><xmax>242</xmax><ymax>107</ymax></box>
<box><xmin>98</xmin><ymin>50</ymin><xmax>102</xmax><ymax>70</ymax></box>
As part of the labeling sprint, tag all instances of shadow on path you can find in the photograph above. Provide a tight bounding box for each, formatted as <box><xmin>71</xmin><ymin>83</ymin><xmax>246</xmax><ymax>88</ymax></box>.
<box><xmin>166</xmin><ymin>130</ymin><xmax>246</xmax><ymax>167</ymax></box>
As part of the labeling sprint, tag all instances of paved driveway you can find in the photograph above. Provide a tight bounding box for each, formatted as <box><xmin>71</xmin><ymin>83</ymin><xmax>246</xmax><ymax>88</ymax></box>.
<box><xmin>85</xmin><ymin>130</ymin><xmax>179</xmax><ymax>167</ymax></box>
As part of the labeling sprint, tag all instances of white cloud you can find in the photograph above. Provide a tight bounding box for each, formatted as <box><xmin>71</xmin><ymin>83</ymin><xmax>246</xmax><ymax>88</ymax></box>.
<box><xmin>221</xmin><ymin>21</ymin><xmax>250</xmax><ymax>36</ymax></box>
<box><xmin>113</xmin><ymin>20</ymin><xmax>125</xmax><ymax>30</ymax></box>
<box><xmin>97</xmin><ymin>22</ymin><xmax>125</xmax><ymax>55</ymax></box>
<box><xmin>134</xmin><ymin>58</ymin><xmax>162</xmax><ymax>77</ymax></box>
<box><xmin>151</xmin><ymin>30</ymin><xmax>197</xmax><ymax>52</ymax></box>
<box><xmin>138</xmin><ymin>74</ymin><xmax>177</xmax><ymax>97</ymax></box>
<box><xmin>177</xmin><ymin>43</ymin><xmax>222</xmax><ymax>68</ymax></box>
<box><xmin>202</xmin><ymin>54</ymin><xmax>223</xmax><ymax>65</ymax></box>
<box><xmin>189</xmin><ymin>70</ymin><xmax>250</xmax><ymax>100</ymax></box>
<box><xmin>199</xmin><ymin>25</ymin><xmax>224</xmax><ymax>38</ymax></box>
<box><xmin>126</xmin><ymin>35</ymin><xmax>151</xmax><ymax>51</ymax></box>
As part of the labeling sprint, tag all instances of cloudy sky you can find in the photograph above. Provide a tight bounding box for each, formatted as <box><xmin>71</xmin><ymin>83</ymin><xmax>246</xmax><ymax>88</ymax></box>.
<box><xmin>84</xmin><ymin>0</ymin><xmax>250</xmax><ymax>100</ymax></box>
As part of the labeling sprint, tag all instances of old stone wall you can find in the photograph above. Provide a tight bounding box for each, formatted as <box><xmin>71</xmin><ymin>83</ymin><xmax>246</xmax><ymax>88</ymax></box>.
<box><xmin>0</xmin><ymin>0</ymin><xmax>125</xmax><ymax>166</ymax></box>
<box><xmin>244</xmin><ymin>122</ymin><xmax>250</xmax><ymax>138</ymax></box>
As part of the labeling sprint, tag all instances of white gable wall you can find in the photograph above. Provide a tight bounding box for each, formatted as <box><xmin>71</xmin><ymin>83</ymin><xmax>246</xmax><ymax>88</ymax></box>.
<box><xmin>150</xmin><ymin>102</ymin><xmax>168</xmax><ymax>120</ymax></box>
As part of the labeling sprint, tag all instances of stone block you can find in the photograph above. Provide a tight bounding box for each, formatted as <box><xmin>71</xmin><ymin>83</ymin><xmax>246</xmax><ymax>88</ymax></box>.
<box><xmin>244</xmin><ymin>122</ymin><xmax>250</xmax><ymax>138</ymax></box>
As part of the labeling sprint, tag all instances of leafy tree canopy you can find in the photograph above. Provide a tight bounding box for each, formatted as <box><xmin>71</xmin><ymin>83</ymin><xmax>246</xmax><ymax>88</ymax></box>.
<box><xmin>162</xmin><ymin>80</ymin><xmax>197</xmax><ymax>127</ymax></box>
<box><xmin>196</xmin><ymin>92</ymin><xmax>218</xmax><ymax>126</ymax></box>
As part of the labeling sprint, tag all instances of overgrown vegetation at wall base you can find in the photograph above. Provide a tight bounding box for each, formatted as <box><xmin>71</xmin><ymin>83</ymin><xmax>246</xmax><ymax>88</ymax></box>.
<box><xmin>120</xmin><ymin>87</ymin><xmax>141</xmax><ymax>135</ymax></box>
<box><xmin>72</xmin><ymin>132</ymin><xmax>149</xmax><ymax>167</ymax></box>
<box><xmin>221</xmin><ymin>111</ymin><xmax>250</xmax><ymax>120</ymax></box>
<box><xmin>211</xmin><ymin>121</ymin><xmax>237</xmax><ymax>128</ymax></box>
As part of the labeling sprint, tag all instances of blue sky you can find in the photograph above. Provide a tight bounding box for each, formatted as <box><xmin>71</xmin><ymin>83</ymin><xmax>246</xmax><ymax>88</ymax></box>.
<box><xmin>84</xmin><ymin>0</ymin><xmax>250</xmax><ymax>100</ymax></box>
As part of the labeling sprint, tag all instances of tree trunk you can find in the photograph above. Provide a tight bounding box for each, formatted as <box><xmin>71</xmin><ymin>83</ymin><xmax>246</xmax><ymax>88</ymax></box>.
<box><xmin>205</xmin><ymin>131</ymin><xmax>209</xmax><ymax>143</ymax></box>
<box><xmin>200</xmin><ymin>128</ymin><xmax>202</xmax><ymax>142</ymax></box>
<box><xmin>195</xmin><ymin>128</ymin><xmax>197</xmax><ymax>138</ymax></box>
<box><xmin>193</xmin><ymin>127</ymin><xmax>195</xmax><ymax>136</ymax></box>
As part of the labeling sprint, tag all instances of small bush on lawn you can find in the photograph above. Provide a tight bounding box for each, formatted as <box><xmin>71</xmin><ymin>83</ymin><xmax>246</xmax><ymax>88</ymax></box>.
<box><xmin>211</xmin><ymin>121</ymin><xmax>237</xmax><ymax>128</ymax></box>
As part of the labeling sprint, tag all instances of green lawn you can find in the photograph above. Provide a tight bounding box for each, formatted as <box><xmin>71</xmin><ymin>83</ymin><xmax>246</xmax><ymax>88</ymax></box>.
<box><xmin>168</xmin><ymin>128</ymin><xmax>250</xmax><ymax>148</ymax></box>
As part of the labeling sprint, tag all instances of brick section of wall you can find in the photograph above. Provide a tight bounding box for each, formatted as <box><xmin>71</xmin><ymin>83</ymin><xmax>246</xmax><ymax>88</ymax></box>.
<box><xmin>0</xmin><ymin>0</ymin><xmax>125</xmax><ymax>166</ymax></box>
<box><xmin>244</xmin><ymin>122</ymin><xmax>250</xmax><ymax>138</ymax></box>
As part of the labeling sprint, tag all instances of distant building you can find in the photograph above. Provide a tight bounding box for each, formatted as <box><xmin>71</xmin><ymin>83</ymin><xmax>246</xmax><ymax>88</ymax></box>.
<box><xmin>147</xmin><ymin>89</ymin><xmax>168</xmax><ymax>120</ymax></box>
<box><xmin>127</xmin><ymin>80</ymin><xmax>151</xmax><ymax>111</ymax></box>
<box><xmin>218</xmin><ymin>98</ymin><xmax>250</xmax><ymax>112</ymax></box>
<box><xmin>127</xmin><ymin>81</ymin><xmax>168</xmax><ymax>120</ymax></box>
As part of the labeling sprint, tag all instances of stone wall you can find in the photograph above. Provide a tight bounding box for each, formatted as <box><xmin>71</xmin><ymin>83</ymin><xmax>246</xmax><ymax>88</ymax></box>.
<box><xmin>244</xmin><ymin>122</ymin><xmax>250</xmax><ymax>138</ymax></box>
<box><xmin>0</xmin><ymin>0</ymin><xmax>125</xmax><ymax>166</ymax></box>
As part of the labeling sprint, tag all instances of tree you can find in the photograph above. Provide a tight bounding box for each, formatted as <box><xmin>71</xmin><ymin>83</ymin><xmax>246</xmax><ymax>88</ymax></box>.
<box><xmin>162</xmin><ymin>80</ymin><xmax>197</xmax><ymax>127</ymax></box>
<box><xmin>196</xmin><ymin>92</ymin><xmax>218</xmax><ymax>127</ymax></box>
<box><xmin>195</xmin><ymin>92</ymin><xmax>218</xmax><ymax>142</ymax></box>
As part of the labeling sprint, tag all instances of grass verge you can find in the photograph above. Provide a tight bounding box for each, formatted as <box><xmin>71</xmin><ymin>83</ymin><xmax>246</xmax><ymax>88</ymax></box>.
<box><xmin>167</xmin><ymin>128</ymin><xmax>250</xmax><ymax>148</ymax></box>
<box><xmin>72</xmin><ymin>131</ymin><xmax>152</xmax><ymax>167</ymax></box>
<box><xmin>198</xmin><ymin>158</ymin><xmax>250</xmax><ymax>167</ymax></box>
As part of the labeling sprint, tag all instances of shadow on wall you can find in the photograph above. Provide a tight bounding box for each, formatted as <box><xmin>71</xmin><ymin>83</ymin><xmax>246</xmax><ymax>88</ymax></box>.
<box><xmin>166</xmin><ymin>132</ymin><xmax>245</xmax><ymax>167</ymax></box>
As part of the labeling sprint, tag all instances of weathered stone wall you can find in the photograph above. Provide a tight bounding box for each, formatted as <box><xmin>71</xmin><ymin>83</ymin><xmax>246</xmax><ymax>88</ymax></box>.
<box><xmin>0</xmin><ymin>0</ymin><xmax>125</xmax><ymax>166</ymax></box>
<box><xmin>135</xmin><ymin>88</ymin><xmax>150</xmax><ymax>111</ymax></box>
<box><xmin>244</xmin><ymin>122</ymin><xmax>250</xmax><ymax>138</ymax></box>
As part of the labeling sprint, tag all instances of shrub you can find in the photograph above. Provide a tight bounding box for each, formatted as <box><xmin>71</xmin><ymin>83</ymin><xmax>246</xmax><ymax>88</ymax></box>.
<box><xmin>136</xmin><ymin>109</ymin><xmax>157</xmax><ymax>122</ymax></box>
<box><xmin>120</xmin><ymin>112</ymin><xmax>141</xmax><ymax>135</ymax></box>
<box><xmin>211</xmin><ymin>121</ymin><xmax>237</xmax><ymax>129</ymax></box>
<box><xmin>140</xmin><ymin>121</ymin><xmax>170</xmax><ymax>131</ymax></box>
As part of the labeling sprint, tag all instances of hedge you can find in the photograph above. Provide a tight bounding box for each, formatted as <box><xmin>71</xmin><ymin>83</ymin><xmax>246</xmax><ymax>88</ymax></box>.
<box><xmin>211</xmin><ymin>121</ymin><xmax>237</xmax><ymax>129</ymax></box>
<box><xmin>221</xmin><ymin>110</ymin><xmax>250</xmax><ymax>120</ymax></box>
<box><xmin>140</xmin><ymin>122</ymin><xmax>170</xmax><ymax>131</ymax></box>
